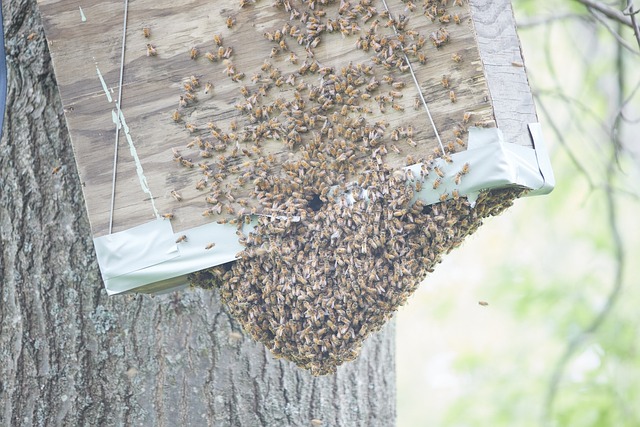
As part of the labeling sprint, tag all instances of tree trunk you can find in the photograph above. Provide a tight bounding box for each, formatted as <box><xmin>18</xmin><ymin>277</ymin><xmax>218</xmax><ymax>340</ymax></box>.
<box><xmin>0</xmin><ymin>1</ymin><xmax>396</xmax><ymax>426</ymax></box>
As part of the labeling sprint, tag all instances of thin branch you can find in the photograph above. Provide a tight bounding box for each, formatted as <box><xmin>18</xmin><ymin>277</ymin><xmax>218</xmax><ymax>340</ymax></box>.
<box><xmin>516</xmin><ymin>12</ymin><xmax>591</xmax><ymax>28</ymax></box>
<box><xmin>626</xmin><ymin>0</ymin><xmax>640</xmax><ymax>50</ymax></box>
<box><xmin>572</xmin><ymin>0</ymin><xmax>633</xmax><ymax>27</ymax></box>
<box><xmin>589</xmin><ymin>7</ymin><xmax>640</xmax><ymax>54</ymax></box>
<box><xmin>540</xmin><ymin>153</ymin><xmax>626</xmax><ymax>426</ymax></box>
<box><xmin>534</xmin><ymin>94</ymin><xmax>596</xmax><ymax>190</ymax></box>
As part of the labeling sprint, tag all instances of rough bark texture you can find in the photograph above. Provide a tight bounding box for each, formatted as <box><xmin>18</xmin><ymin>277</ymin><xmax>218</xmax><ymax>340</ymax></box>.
<box><xmin>0</xmin><ymin>1</ymin><xmax>396</xmax><ymax>426</ymax></box>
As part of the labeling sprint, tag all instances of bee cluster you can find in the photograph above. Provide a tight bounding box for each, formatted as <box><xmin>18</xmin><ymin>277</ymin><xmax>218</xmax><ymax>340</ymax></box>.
<box><xmin>161</xmin><ymin>0</ymin><xmax>522</xmax><ymax>373</ymax></box>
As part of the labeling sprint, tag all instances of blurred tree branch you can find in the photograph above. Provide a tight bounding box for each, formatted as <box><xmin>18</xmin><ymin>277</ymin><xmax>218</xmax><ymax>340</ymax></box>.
<box><xmin>573</xmin><ymin>0</ymin><xmax>640</xmax><ymax>50</ymax></box>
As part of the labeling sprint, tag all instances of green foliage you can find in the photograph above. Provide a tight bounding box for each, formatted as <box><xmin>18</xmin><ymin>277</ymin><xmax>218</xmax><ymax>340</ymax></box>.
<box><xmin>397</xmin><ymin>0</ymin><xmax>640</xmax><ymax>425</ymax></box>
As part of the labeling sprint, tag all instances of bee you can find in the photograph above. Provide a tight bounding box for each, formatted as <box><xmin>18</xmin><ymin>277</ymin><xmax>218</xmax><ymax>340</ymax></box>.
<box><xmin>439</xmin><ymin>13</ymin><xmax>451</xmax><ymax>23</ymax></box>
<box><xmin>392</xmin><ymin>103</ymin><xmax>404</xmax><ymax>112</ymax></box>
<box><xmin>463</xmin><ymin>112</ymin><xmax>472</xmax><ymax>123</ymax></box>
<box><xmin>460</xmin><ymin>162</ymin><xmax>470</xmax><ymax>175</ymax></box>
<box><xmin>170</xmin><ymin>190</ymin><xmax>182</xmax><ymax>201</ymax></box>
<box><xmin>226</xmin><ymin>16</ymin><xmax>236</xmax><ymax>29</ymax></box>
<box><xmin>205</xmin><ymin>243</ymin><xmax>216</xmax><ymax>250</ymax></box>
<box><xmin>452</xmin><ymin>53</ymin><xmax>462</xmax><ymax>63</ymax></box>
<box><xmin>452</xmin><ymin>189</ymin><xmax>460</xmax><ymax>200</ymax></box>
<box><xmin>453</xmin><ymin>13</ymin><xmax>461</xmax><ymax>24</ymax></box>
<box><xmin>417</xmin><ymin>52</ymin><xmax>427</xmax><ymax>64</ymax></box>
<box><xmin>441</xmin><ymin>75</ymin><xmax>449</xmax><ymax>88</ymax></box>
<box><xmin>52</xmin><ymin>166</ymin><xmax>62</xmax><ymax>174</ymax></box>
<box><xmin>414</xmin><ymin>96</ymin><xmax>421</xmax><ymax>110</ymax></box>
<box><xmin>434</xmin><ymin>166</ymin><xmax>445</xmax><ymax>178</ymax></box>
<box><xmin>439</xmin><ymin>192</ymin><xmax>449</xmax><ymax>202</ymax></box>
<box><xmin>162</xmin><ymin>213</ymin><xmax>175</xmax><ymax>220</ymax></box>
<box><xmin>449</xmin><ymin>90</ymin><xmax>456</xmax><ymax>103</ymax></box>
<box><xmin>205</xmin><ymin>52</ymin><xmax>217</xmax><ymax>62</ymax></box>
<box><xmin>511</xmin><ymin>61</ymin><xmax>524</xmax><ymax>67</ymax></box>
<box><xmin>190</xmin><ymin>47</ymin><xmax>199</xmax><ymax>60</ymax></box>
<box><xmin>456</xmin><ymin>137</ymin><xmax>465</xmax><ymax>146</ymax></box>
<box><xmin>190</xmin><ymin>75</ymin><xmax>200</xmax><ymax>87</ymax></box>
<box><xmin>142</xmin><ymin>27</ymin><xmax>151</xmax><ymax>38</ymax></box>
<box><xmin>213</xmin><ymin>34</ymin><xmax>223</xmax><ymax>46</ymax></box>
<box><xmin>183</xmin><ymin>82</ymin><xmax>193</xmax><ymax>92</ymax></box>
<box><xmin>185</xmin><ymin>123</ymin><xmax>197</xmax><ymax>133</ymax></box>
<box><xmin>146</xmin><ymin>43</ymin><xmax>157</xmax><ymax>56</ymax></box>
<box><xmin>407</xmin><ymin>138</ymin><xmax>417</xmax><ymax>147</ymax></box>
<box><xmin>479</xmin><ymin>301</ymin><xmax>489</xmax><ymax>306</ymax></box>
<box><xmin>432</xmin><ymin>177</ymin><xmax>442</xmax><ymax>189</ymax></box>
<box><xmin>204</xmin><ymin>82</ymin><xmax>213</xmax><ymax>94</ymax></box>
<box><xmin>392</xmin><ymin>81</ymin><xmax>406</xmax><ymax>89</ymax></box>
<box><xmin>175</xmin><ymin>235</ymin><xmax>187</xmax><ymax>244</ymax></box>
<box><xmin>171</xmin><ymin>110</ymin><xmax>181</xmax><ymax>122</ymax></box>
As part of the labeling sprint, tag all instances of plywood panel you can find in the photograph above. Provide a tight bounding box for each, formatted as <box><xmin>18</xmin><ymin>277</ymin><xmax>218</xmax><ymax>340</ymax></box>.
<box><xmin>38</xmin><ymin>0</ymin><xmax>498</xmax><ymax>237</ymax></box>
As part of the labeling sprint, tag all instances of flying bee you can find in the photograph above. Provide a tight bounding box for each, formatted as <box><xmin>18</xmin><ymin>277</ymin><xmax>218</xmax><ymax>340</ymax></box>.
<box><xmin>226</xmin><ymin>16</ymin><xmax>236</xmax><ymax>28</ymax></box>
<box><xmin>205</xmin><ymin>243</ymin><xmax>216</xmax><ymax>250</ymax></box>
<box><xmin>175</xmin><ymin>235</ymin><xmax>187</xmax><ymax>244</ymax></box>
<box><xmin>190</xmin><ymin>47</ymin><xmax>199</xmax><ymax>60</ymax></box>
<box><xmin>170</xmin><ymin>190</ymin><xmax>182</xmax><ymax>201</ymax></box>
<box><xmin>146</xmin><ymin>43</ymin><xmax>157</xmax><ymax>56</ymax></box>
<box><xmin>213</xmin><ymin>34</ymin><xmax>223</xmax><ymax>46</ymax></box>
<box><xmin>142</xmin><ymin>27</ymin><xmax>151</xmax><ymax>38</ymax></box>
<box><xmin>449</xmin><ymin>90</ymin><xmax>456</xmax><ymax>103</ymax></box>
<box><xmin>479</xmin><ymin>301</ymin><xmax>489</xmax><ymax>306</ymax></box>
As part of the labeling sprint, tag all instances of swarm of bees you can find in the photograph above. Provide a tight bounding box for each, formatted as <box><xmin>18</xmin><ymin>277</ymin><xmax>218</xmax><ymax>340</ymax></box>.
<box><xmin>164</xmin><ymin>0</ymin><xmax>521</xmax><ymax>374</ymax></box>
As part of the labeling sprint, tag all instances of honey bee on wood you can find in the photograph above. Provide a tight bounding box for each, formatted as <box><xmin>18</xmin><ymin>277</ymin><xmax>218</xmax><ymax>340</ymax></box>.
<box><xmin>205</xmin><ymin>52</ymin><xmax>217</xmax><ymax>62</ymax></box>
<box><xmin>226</xmin><ymin>16</ymin><xmax>236</xmax><ymax>29</ymax></box>
<box><xmin>175</xmin><ymin>235</ymin><xmax>187</xmax><ymax>244</ymax></box>
<box><xmin>170</xmin><ymin>190</ymin><xmax>182</xmax><ymax>201</ymax></box>
<box><xmin>142</xmin><ymin>27</ymin><xmax>151</xmax><ymax>38</ymax></box>
<box><xmin>185</xmin><ymin>123</ymin><xmax>197</xmax><ymax>133</ymax></box>
<box><xmin>204</xmin><ymin>82</ymin><xmax>213</xmax><ymax>94</ymax></box>
<box><xmin>162</xmin><ymin>213</ymin><xmax>175</xmax><ymax>220</ymax></box>
<box><xmin>463</xmin><ymin>112</ymin><xmax>472</xmax><ymax>123</ymax></box>
<box><xmin>52</xmin><ymin>166</ymin><xmax>62</xmax><ymax>174</ymax></box>
<box><xmin>441</xmin><ymin>75</ymin><xmax>449</xmax><ymax>88</ymax></box>
<box><xmin>171</xmin><ymin>110</ymin><xmax>181</xmax><ymax>122</ymax></box>
<box><xmin>213</xmin><ymin>34</ymin><xmax>223</xmax><ymax>46</ymax></box>
<box><xmin>453</xmin><ymin>13</ymin><xmax>461</xmax><ymax>24</ymax></box>
<box><xmin>190</xmin><ymin>47</ymin><xmax>199</xmax><ymax>60</ymax></box>
<box><xmin>205</xmin><ymin>243</ymin><xmax>216</xmax><ymax>250</ymax></box>
<box><xmin>146</xmin><ymin>43</ymin><xmax>157</xmax><ymax>56</ymax></box>
<box><xmin>414</xmin><ymin>96</ymin><xmax>421</xmax><ymax>110</ymax></box>
<box><xmin>452</xmin><ymin>53</ymin><xmax>462</xmax><ymax>63</ymax></box>
<box><xmin>392</xmin><ymin>103</ymin><xmax>405</xmax><ymax>112</ymax></box>
<box><xmin>449</xmin><ymin>90</ymin><xmax>456</xmax><ymax>103</ymax></box>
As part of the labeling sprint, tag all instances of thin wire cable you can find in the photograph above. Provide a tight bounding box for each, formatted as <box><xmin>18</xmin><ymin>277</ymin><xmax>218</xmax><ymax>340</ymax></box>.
<box><xmin>379</xmin><ymin>0</ymin><xmax>446</xmax><ymax>155</ymax></box>
<box><xmin>109</xmin><ymin>0</ymin><xmax>130</xmax><ymax>234</ymax></box>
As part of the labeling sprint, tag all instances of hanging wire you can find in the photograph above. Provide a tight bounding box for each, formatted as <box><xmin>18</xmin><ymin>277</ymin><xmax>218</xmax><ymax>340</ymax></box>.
<box><xmin>108</xmin><ymin>0</ymin><xmax>130</xmax><ymax>234</ymax></box>
<box><xmin>378</xmin><ymin>0</ymin><xmax>446</xmax><ymax>155</ymax></box>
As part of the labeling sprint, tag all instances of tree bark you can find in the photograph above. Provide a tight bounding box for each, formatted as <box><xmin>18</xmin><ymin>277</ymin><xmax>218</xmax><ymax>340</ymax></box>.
<box><xmin>0</xmin><ymin>1</ymin><xmax>396</xmax><ymax>426</ymax></box>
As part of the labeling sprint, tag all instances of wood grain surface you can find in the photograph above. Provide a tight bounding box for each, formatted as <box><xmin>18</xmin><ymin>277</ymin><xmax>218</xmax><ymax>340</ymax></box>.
<box><xmin>37</xmin><ymin>0</ymin><xmax>506</xmax><ymax>238</ymax></box>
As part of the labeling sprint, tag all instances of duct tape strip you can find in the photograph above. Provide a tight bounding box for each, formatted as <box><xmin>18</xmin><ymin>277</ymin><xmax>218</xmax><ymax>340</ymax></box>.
<box><xmin>94</xmin><ymin>219</ymin><xmax>256</xmax><ymax>295</ymax></box>
<box><xmin>94</xmin><ymin>124</ymin><xmax>553</xmax><ymax>295</ymax></box>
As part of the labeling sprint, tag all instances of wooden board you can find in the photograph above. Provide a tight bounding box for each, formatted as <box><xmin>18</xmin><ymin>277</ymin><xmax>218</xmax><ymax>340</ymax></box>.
<box><xmin>38</xmin><ymin>0</ymin><xmax>531</xmax><ymax>238</ymax></box>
